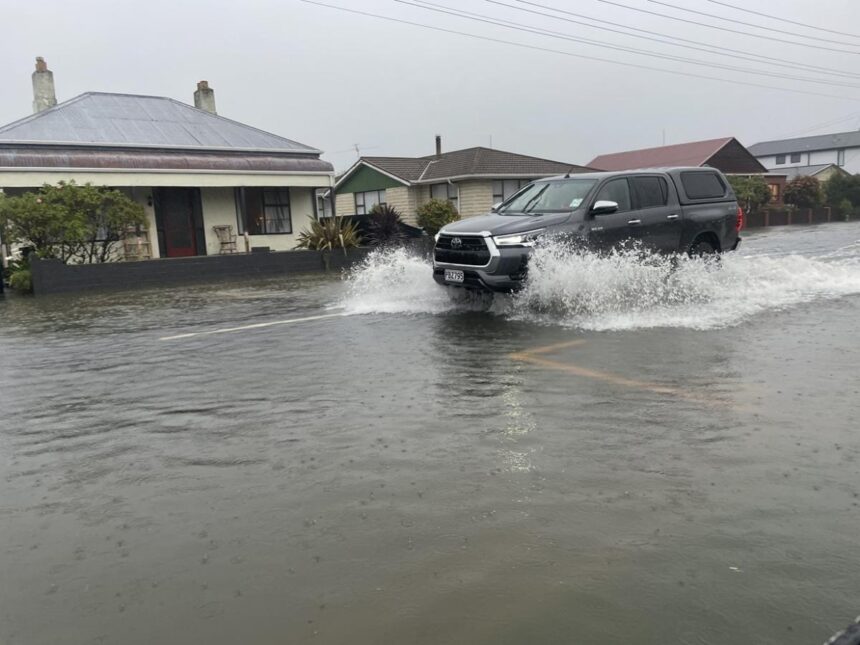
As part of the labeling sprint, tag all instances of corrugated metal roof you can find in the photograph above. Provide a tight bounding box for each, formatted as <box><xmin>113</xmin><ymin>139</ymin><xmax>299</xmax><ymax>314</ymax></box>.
<box><xmin>0</xmin><ymin>92</ymin><xmax>321</xmax><ymax>154</ymax></box>
<box><xmin>747</xmin><ymin>130</ymin><xmax>860</xmax><ymax>157</ymax></box>
<box><xmin>588</xmin><ymin>137</ymin><xmax>734</xmax><ymax>171</ymax></box>
<box><xmin>351</xmin><ymin>147</ymin><xmax>586</xmax><ymax>185</ymax></box>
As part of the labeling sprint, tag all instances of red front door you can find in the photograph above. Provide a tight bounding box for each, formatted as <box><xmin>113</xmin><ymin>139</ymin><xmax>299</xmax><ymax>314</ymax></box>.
<box><xmin>156</xmin><ymin>188</ymin><xmax>199</xmax><ymax>257</ymax></box>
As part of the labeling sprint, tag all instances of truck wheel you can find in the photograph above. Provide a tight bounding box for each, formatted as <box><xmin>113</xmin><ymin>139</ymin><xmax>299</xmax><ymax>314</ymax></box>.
<box><xmin>689</xmin><ymin>239</ymin><xmax>717</xmax><ymax>257</ymax></box>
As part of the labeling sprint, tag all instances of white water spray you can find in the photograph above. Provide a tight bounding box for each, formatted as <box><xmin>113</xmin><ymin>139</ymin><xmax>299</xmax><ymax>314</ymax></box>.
<box><xmin>341</xmin><ymin>233</ymin><xmax>860</xmax><ymax>331</ymax></box>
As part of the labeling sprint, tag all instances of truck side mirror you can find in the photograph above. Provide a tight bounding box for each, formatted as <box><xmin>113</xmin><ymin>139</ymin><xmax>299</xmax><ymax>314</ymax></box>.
<box><xmin>591</xmin><ymin>200</ymin><xmax>618</xmax><ymax>215</ymax></box>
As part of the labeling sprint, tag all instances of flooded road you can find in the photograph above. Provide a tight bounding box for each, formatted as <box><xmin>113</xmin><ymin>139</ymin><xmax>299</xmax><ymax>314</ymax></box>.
<box><xmin>2</xmin><ymin>223</ymin><xmax>860</xmax><ymax>645</ymax></box>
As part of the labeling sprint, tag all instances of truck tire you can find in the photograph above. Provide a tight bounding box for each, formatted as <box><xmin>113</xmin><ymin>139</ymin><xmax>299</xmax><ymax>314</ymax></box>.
<box><xmin>689</xmin><ymin>239</ymin><xmax>717</xmax><ymax>257</ymax></box>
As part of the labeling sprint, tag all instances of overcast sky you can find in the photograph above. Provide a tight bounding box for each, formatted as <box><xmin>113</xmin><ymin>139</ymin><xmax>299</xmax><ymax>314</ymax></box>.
<box><xmin>2</xmin><ymin>0</ymin><xmax>859</xmax><ymax>171</ymax></box>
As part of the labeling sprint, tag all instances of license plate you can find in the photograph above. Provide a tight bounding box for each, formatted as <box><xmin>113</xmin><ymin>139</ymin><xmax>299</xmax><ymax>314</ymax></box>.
<box><xmin>444</xmin><ymin>269</ymin><xmax>465</xmax><ymax>283</ymax></box>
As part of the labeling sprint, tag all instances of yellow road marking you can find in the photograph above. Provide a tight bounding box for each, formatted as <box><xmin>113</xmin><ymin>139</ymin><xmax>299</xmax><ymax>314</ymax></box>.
<box><xmin>509</xmin><ymin>339</ymin><xmax>684</xmax><ymax>397</ymax></box>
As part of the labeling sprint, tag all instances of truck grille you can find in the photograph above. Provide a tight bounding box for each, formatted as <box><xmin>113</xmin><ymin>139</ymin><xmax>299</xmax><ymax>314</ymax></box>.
<box><xmin>434</xmin><ymin>235</ymin><xmax>491</xmax><ymax>266</ymax></box>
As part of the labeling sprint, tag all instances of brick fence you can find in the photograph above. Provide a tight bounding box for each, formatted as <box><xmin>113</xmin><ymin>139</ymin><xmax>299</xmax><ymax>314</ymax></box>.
<box><xmin>29</xmin><ymin>247</ymin><xmax>375</xmax><ymax>296</ymax></box>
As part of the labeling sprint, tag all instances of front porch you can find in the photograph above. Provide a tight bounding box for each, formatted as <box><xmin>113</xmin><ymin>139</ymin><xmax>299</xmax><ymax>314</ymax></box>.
<box><xmin>147</xmin><ymin>183</ymin><xmax>332</xmax><ymax>259</ymax></box>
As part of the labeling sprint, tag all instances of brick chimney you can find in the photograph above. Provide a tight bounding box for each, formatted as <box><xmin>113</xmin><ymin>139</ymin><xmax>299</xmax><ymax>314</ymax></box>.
<box><xmin>32</xmin><ymin>57</ymin><xmax>57</xmax><ymax>113</ymax></box>
<box><xmin>435</xmin><ymin>134</ymin><xmax>442</xmax><ymax>157</ymax></box>
<box><xmin>194</xmin><ymin>80</ymin><xmax>216</xmax><ymax>114</ymax></box>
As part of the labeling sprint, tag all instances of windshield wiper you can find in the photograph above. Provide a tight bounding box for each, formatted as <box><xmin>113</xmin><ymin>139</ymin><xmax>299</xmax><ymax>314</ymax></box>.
<box><xmin>522</xmin><ymin>185</ymin><xmax>548</xmax><ymax>213</ymax></box>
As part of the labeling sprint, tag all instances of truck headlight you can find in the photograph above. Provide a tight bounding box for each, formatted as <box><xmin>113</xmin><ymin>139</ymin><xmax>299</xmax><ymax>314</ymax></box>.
<box><xmin>493</xmin><ymin>229</ymin><xmax>545</xmax><ymax>247</ymax></box>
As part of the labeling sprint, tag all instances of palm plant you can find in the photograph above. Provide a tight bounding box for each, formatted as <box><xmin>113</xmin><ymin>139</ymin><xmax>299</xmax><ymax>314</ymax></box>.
<box><xmin>367</xmin><ymin>204</ymin><xmax>406</xmax><ymax>247</ymax></box>
<box><xmin>294</xmin><ymin>215</ymin><xmax>362</xmax><ymax>254</ymax></box>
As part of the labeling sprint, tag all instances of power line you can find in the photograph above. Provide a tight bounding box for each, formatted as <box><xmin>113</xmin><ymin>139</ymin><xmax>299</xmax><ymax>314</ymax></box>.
<box><xmin>648</xmin><ymin>0</ymin><xmax>860</xmax><ymax>47</ymax></box>
<box><xmin>589</xmin><ymin>0</ymin><xmax>860</xmax><ymax>55</ymax></box>
<box><xmin>781</xmin><ymin>111</ymin><xmax>860</xmax><ymax>138</ymax></box>
<box><xmin>397</xmin><ymin>0</ymin><xmax>860</xmax><ymax>90</ymax></box>
<box><xmin>494</xmin><ymin>0</ymin><xmax>860</xmax><ymax>80</ymax></box>
<box><xmin>296</xmin><ymin>0</ymin><xmax>860</xmax><ymax>102</ymax></box>
<box><xmin>707</xmin><ymin>0</ymin><xmax>860</xmax><ymax>41</ymax></box>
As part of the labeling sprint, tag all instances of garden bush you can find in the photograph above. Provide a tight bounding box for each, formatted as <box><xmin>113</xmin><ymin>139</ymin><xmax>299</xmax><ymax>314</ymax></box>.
<box><xmin>416</xmin><ymin>198</ymin><xmax>459</xmax><ymax>236</ymax></box>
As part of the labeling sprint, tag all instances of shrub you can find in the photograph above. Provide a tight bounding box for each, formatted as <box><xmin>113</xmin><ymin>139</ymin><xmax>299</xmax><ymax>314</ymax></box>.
<box><xmin>838</xmin><ymin>198</ymin><xmax>853</xmax><ymax>220</ymax></box>
<box><xmin>824</xmin><ymin>173</ymin><xmax>860</xmax><ymax>207</ymax></box>
<box><xmin>727</xmin><ymin>176</ymin><xmax>771</xmax><ymax>215</ymax></box>
<box><xmin>0</xmin><ymin>181</ymin><xmax>148</xmax><ymax>263</ymax></box>
<box><xmin>367</xmin><ymin>204</ymin><xmax>406</xmax><ymax>247</ymax></box>
<box><xmin>416</xmin><ymin>198</ymin><xmax>459</xmax><ymax>236</ymax></box>
<box><xmin>783</xmin><ymin>176</ymin><xmax>822</xmax><ymax>209</ymax></box>
<box><xmin>9</xmin><ymin>269</ymin><xmax>32</xmax><ymax>293</ymax></box>
<box><xmin>294</xmin><ymin>215</ymin><xmax>362</xmax><ymax>253</ymax></box>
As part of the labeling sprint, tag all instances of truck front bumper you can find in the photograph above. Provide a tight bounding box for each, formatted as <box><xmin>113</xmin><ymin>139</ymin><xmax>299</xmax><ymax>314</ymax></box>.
<box><xmin>433</xmin><ymin>244</ymin><xmax>530</xmax><ymax>293</ymax></box>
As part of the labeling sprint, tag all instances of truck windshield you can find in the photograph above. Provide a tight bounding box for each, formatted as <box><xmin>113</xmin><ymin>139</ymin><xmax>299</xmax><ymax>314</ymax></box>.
<box><xmin>499</xmin><ymin>179</ymin><xmax>597</xmax><ymax>214</ymax></box>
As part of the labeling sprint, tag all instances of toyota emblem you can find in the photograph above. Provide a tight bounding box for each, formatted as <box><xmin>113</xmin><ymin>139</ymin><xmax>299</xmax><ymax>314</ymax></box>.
<box><xmin>451</xmin><ymin>237</ymin><xmax>462</xmax><ymax>248</ymax></box>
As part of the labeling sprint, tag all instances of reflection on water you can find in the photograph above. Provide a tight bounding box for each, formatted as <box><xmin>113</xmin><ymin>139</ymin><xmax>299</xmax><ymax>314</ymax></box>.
<box><xmin>1</xmin><ymin>224</ymin><xmax>859</xmax><ymax>645</ymax></box>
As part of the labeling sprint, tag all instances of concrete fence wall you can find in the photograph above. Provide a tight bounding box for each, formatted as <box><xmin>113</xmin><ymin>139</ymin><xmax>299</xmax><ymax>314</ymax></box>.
<box><xmin>30</xmin><ymin>248</ymin><xmax>374</xmax><ymax>296</ymax></box>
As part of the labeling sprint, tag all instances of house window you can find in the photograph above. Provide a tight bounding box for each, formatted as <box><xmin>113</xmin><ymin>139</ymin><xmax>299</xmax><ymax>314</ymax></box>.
<box><xmin>768</xmin><ymin>183</ymin><xmax>780</xmax><ymax>202</ymax></box>
<box><xmin>235</xmin><ymin>187</ymin><xmax>292</xmax><ymax>235</ymax></box>
<box><xmin>354</xmin><ymin>190</ymin><xmax>386</xmax><ymax>215</ymax></box>
<box><xmin>315</xmin><ymin>189</ymin><xmax>332</xmax><ymax>218</ymax></box>
<box><xmin>775</xmin><ymin>154</ymin><xmax>786</xmax><ymax>165</ymax></box>
<box><xmin>838</xmin><ymin>149</ymin><xmax>845</xmax><ymax>166</ymax></box>
<box><xmin>492</xmin><ymin>179</ymin><xmax>532</xmax><ymax>206</ymax></box>
<box><xmin>430</xmin><ymin>182</ymin><xmax>459</xmax><ymax>211</ymax></box>
<box><xmin>790</xmin><ymin>152</ymin><xmax>801</xmax><ymax>163</ymax></box>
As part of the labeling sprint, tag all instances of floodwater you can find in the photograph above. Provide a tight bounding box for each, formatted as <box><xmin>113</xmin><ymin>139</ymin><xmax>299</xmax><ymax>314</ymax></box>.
<box><xmin>1</xmin><ymin>223</ymin><xmax>860</xmax><ymax>645</ymax></box>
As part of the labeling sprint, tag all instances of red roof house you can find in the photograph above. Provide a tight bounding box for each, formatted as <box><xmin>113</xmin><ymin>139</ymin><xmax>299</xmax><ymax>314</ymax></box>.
<box><xmin>588</xmin><ymin>137</ymin><xmax>766</xmax><ymax>174</ymax></box>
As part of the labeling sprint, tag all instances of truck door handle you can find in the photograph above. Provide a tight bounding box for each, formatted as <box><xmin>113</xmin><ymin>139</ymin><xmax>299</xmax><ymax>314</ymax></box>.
<box><xmin>627</xmin><ymin>219</ymin><xmax>642</xmax><ymax>225</ymax></box>
<box><xmin>667</xmin><ymin>214</ymin><xmax>679</xmax><ymax>220</ymax></box>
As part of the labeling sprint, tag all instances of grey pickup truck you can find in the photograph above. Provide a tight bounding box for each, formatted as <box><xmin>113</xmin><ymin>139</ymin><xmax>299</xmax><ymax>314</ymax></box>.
<box><xmin>432</xmin><ymin>167</ymin><xmax>743</xmax><ymax>292</ymax></box>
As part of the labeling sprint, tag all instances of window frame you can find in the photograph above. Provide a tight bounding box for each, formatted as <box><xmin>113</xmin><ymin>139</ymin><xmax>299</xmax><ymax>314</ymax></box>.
<box><xmin>593</xmin><ymin>177</ymin><xmax>633</xmax><ymax>213</ymax></box>
<box><xmin>775</xmin><ymin>154</ymin><xmax>786</xmax><ymax>165</ymax></box>
<box><xmin>768</xmin><ymin>182</ymin><xmax>781</xmax><ymax>201</ymax></box>
<box><xmin>234</xmin><ymin>187</ymin><xmax>293</xmax><ymax>235</ymax></box>
<box><xmin>790</xmin><ymin>152</ymin><xmax>801</xmax><ymax>163</ymax></box>
<box><xmin>837</xmin><ymin>149</ymin><xmax>846</xmax><ymax>166</ymax></box>
<box><xmin>314</xmin><ymin>189</ymin><xmax>332</xmax><ymax>219</ymax></box>
<box><xmin>679</xmin><ymin>171</ymin><xmax>728</xmax><ymax>200</ymax></box>
<box><xmin>492</xmin><ymin>179</ymin><xmax>532</xmax><ymax>206</ymax></box>
<box><xmin>630</xmin><ymin>175</ymin><xmax>669</xmax><ymax>210</ymax></box>
<box><xmin>354</xmin><ymin>189</ymin><xmax>386</xmax><ymax>215</ymax></box>
<box><xmin>430</xmin><ymin>182</ymin><xmax>459</xmax><ymax>211</ymax></box>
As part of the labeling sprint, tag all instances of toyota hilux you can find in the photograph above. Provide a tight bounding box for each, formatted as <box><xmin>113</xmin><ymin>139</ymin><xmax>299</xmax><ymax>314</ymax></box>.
<box><xmin>432</xmin><ymin>167</ymin><xmax>743</xmax><ymax>292</ymax></box>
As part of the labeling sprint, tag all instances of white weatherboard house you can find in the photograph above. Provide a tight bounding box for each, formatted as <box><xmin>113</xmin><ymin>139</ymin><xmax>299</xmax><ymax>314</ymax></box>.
<box><xmin>0</xmin><ymin>58</ymin><xmax>334</xmax><ymax>258</ymax></box>
<box><xmin>748</xmin><ymin>130</ymin><xmax>860</xmax><ymax>177</ymax></box>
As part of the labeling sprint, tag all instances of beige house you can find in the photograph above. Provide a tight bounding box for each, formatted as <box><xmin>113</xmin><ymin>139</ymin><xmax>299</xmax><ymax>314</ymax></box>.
<box><xmin>0</xmin><ymin>59</ymin><xmax>334</xmax><ymax>259</ymax></box>
<box><xmin>334</xmin><ymin>137</ymin><xmax>591</xmax><ymax>224</ymax></box>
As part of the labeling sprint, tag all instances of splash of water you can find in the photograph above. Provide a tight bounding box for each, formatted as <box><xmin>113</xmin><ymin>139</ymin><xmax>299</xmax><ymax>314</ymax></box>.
<box><xmin>340</xmin><ymin>239</ymin><xmax>860</xmax><ymax>331</ymax></box>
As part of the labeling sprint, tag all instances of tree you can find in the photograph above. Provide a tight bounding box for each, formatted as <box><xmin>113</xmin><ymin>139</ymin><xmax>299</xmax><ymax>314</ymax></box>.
<box><xmin>823</xmin><ymin>173</ymin><xmax>860</xmax><ymax>207</ymax></box>
<box><xmin>0</xmin><ymin>181</ymin><xmax>147</xmax><ymax>263</ymax></box>
<box><xmin>416</xmin><ymin>198</ymin><xmax>459</xmax><ymax>236</ymax></box>
<box><xmin>782</xmin><ymin>176</ymin><xmax>822</xmax><ymax>209</ymax></box>
<box><xmin>727</xmin><ymin>175</ymin><xmax>771</xmax><ymax>215</ymax></box>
